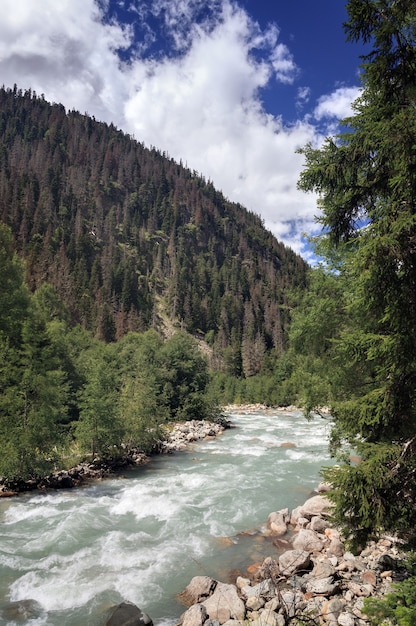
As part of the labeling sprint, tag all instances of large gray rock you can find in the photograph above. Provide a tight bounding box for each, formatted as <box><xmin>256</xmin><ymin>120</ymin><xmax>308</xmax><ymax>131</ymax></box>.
<box><xmin>300</xmin><ymin>495</ymin><xmax>332</xmax><ymax>519</ymax></box>
<box><xmin>337</xmin><ymin>611</ymin><xmax>356</xmax><ymax>626</ymax></box>
<box><xmin>246</xmin><ymin>595</ymin><xmax>265</xmax><ymax>611</ymax></box>
<box><xmin>105</xmin><ymin>602</ymin><xmax>153</xmax><ymax>626</ymax></box>
<box><xmin>2</xmin><ymin>600</ymin><xmax>44</xmax><ymax>622</ymax></box>
<box><xmin>310</xmin><ymin>515</ymin><xmax>329</xmax><ymax>533</ymax></box>
<box><xmin>279</xmin><ymin>549</ymin><xmax>311</xmax><ymax>576</ymax></box>
<box><xmin>328</xmin><ymin>538</ymin><xmax>345</xmax><ymax>557</ymax></box>
<box><xmin>202</xmin><ymin>582</ymin><xmax>246</xmax><ymax>624</ymax></box>
<box><xmin>241</xmin><ymin>579</ymin><xmax>275</xmax><ymax>601</ymax></box>
<box><xmin>251</xmin><ymin>608</ymin><xmax>284</xmax><ymax>626</ymax></box>
<box><xmin>290</xmin><ymin>505</ymin><xmax>303</xmax><ymax>525</ymax></box>
<box><xmin>312</xmin><ymin>558</ymin><xmax>337</xmax><ymax>579</ymax></box>
<box><xmin>268</xmin><ymin>510</ymin><xmax>288</xmax><ymax>536</ymax></box>
<box><xmin>279</xmin><ymin>591</ymin><xmax>306</xmax><ymax>618</ymax></box>
<box><xmin>321</xmin><ymin>597</ymin><xmax>346</xmax><ymax>624</ymax></box>
<box><xmin>305</xmin><ymin>576</ymin><xmax>340</xmax><ymax>596</ymax></box>
<box><xmin>178</xmin><ymin>576</ymin><xmax>217</xmax><ymax>606</ymax></box>
<box><xmin>181</xmin><ymin>603</ymin><xmax>207</xmax><ymax>626</ymax></box>
<box><xmin>292</xmin><ymin>529</ymin><xmax>325</xmax><ymax>553</ymax></box>
<box><xmin>257</xmin><ymin>557</ymin><xmax>280</xmax><ymax>582</ymax></box>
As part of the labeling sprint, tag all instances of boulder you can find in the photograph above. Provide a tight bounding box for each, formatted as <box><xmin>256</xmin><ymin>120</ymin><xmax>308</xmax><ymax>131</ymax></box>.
<box><xmin>264</xmin><ymin>598</ymin><xmax>281</xmax><ymax>612</ymax></box>
<box><xmin>307</xmin><ymin>596</ymin><xmax>328</xmax><ymax>616</ymax></box>
<box><xmin>292</xmin><ymin>529</ymin><xmax>325</xmax><ymax>553</ymax></box>
<box><xmin>178</xmin><ymin>576</ymin><xmax>217</xmax><ymax>606</ymax></box>
<box><xmin>325</xmin><ymin>528</ymin><xmax>341</xmax><ymax>541</ymax></box>
<box><xmin>290</xmin><ymin>506</ymin><xmax>303</xmax><ymax>524</ymax></box>
<box><xmin>310</xmin><ymin>515</ymin><xmax>329</xmax><ymax>533</ymax></box>
<box><xmin>252</xmin><ymin>608</ymin><xmax>284</xmax><ymax>626</ymax></box>
<box><xmin>246</xmin><ymin>595</ymin><xmax>265</xmax><ymax>611</ymax></box>
<box><xmin>279</xmin><ymin>591</ymin><xmax>306</xmax><ymax>618</ymax></box>
<box><xmin>241</xmin><ymin>579</ymin><xmax>275</xmax><ymax>602</ymax></box>
<box><xmin>346</xmin><ymin>582</ymin><xmax>372</xmax><ymax>598</ymax></box>
<box><xmin>235</xmin><ymin>576</ymin><xmax>250</xmax><ymax>590</ymax></box>
<box><xmin>256</xmin><ymin>557</ymin><xmax>280</xmax><ymax>583</ymax></box>
<box><xmin>105</xmin><ymin>602</ymin><xmax>153</xmax><ymax>626</ymax></box>
<box><xmin>278</xmin><ymin>549</ymin><xmax>311</xmax><ymax>576</ymax></box>
<box><xmin>57</xmin><ymin>473</ymin><xmax>75</xmax><ymax>488</ymax></box>
<box><xmin>321</xmin><ymin>597</ymin><xmax>345</xmax><ymax>624</ymax></box>
<box><xmin>328</xmin><ymin>538</ymin><xmax>345</xmax><ymax>557</ymax></box>
<box><xmin>305</xmin><ymin>576</ymin><xmax>340</xmax><ymax>596</ymax></box>
<box><xmin>312</xmin><ymin>558</ymin><xmax>337</xmax><ymax>579</ymax></box>
<box><xmin>296</xmin><ymin>517</ymin><xmax>310</xmax><ymax>529</ymax></box>
<box><xmin>267</xmin><ymin>510</ymin><xmax>288</xmax><ymax>536</ymax></box>
<box><xmin>2</xmin><ymin>599</ymin><xmax>44</xmax><ymax>622</ymax></box>
<box><xmin>300</xmin><ymin>495</ymin><xmax>332</xmax><ymax>519</ymax></box>
<box><xmin>317</xmin><ymin>482</ymin><xmax>332</xmax><ymax>493</ymax></box>
<box><xmin>337</xmin><ymin>612</ymin><xmax>356</xmax><ymax>626</ymax></box>
<box><xmin>361</xmin><ymin>570</ymin><xmax>377</xmax><ymax>586</ymax></box>
<box><xmin>202</xmin><ymin>583</ymin><xmax>246</xmax><ymax>624</ymax></box>
<box><xmin>180</xmin><ymin>603</ymin><xmax>207</xmax><ymax>626</ymax></box>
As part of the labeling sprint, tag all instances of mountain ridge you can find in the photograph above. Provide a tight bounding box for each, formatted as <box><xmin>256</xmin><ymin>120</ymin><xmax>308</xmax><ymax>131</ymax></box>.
<box><xmin>0</xmin><ymin>85</ymin><xmax>308</xmax><ymax>376</ymax></box>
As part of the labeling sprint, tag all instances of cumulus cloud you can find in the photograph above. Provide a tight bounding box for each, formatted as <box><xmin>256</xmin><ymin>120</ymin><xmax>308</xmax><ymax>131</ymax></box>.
<box><xmin>0</xmin><ymin>0</ymin><xmax>354</xmax><ymax>258</ymax></box>
<box><xmin>0</xmin><ymin>0</ymin><xmax>131</xmax><ymax>121</ymax></box>
<box><xmin>314</xmin><ymin>85</ymin><xmax>361</xmax><ymax>121</ymax></box>
<box><xmin>270</xmin><ymin>43</ymin><xmax>298</xmax><ymax>84</ymax></box>
<box><xmin>296</xmin><ymin>86</ymin><xmax>311</xmax><ymax>110</ymax></box>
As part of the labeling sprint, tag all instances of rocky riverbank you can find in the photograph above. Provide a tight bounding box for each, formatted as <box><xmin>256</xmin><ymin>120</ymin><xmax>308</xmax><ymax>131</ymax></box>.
<box><xmin>175</xmin><ymin>489</ymin><xmax>408</xmax><ymax>626</ymax></box>
<box><xmin>0</xmin><ymin>418</ymin><xmax>230</xmax><ymax>496</ymax></box>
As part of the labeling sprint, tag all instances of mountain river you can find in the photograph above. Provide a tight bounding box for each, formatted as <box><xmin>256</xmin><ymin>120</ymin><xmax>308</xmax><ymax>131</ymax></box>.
<box><xmin>0</xmin><ymin>408</ymin><xmax>333</xmax><ymax>626</ymax></box>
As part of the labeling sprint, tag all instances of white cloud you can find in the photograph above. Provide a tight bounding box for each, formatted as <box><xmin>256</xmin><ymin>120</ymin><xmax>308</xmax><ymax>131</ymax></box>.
<box><xmin>314</xmin><ymin>85</ymin><xmax>361</xmax><ymax>121</ymax></box>
<box><xmin>0</xmin><ymin>0</ymin><xmax>132</xmax><ymax>121</ymax></box>
<box><xmin>0</xmin><ymin>0</ymin><xmax>350</xmax><ymax>259</ymax></box>
<box><xmin>296</xmin><ymin>86</ymin><xmax>311</xmax><ymax>109</ymax></box>
<box><xmin>270</xmin><ymin>43</ymin><xmax>298</xmax><ymax>84</ymax></box>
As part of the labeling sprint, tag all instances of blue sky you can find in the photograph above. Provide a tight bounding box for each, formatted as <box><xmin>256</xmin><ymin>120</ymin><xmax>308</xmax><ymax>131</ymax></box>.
<box><xmin>0</xmin><ymin>0</ymin><xmax>367</xmax><ymax>259</ymax></box>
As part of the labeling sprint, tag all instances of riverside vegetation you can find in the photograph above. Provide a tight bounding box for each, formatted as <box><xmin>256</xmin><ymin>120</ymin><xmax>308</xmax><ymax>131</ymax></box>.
<box><xmin>1</xmin><ymin>0</ymin><xmax>416</xmax><ymax>623</ymax></box>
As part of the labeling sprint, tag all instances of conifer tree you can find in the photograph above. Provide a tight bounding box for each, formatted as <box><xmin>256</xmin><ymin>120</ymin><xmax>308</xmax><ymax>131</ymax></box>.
<box><xmin>298</xmin><ymin>0</ymin><xmax>416</xmax><ymax>546</ymax></box>
<box><xmin>75</xmin><ymin>345</ymin><xmax>123</xmax><ymax>458</ymax></box>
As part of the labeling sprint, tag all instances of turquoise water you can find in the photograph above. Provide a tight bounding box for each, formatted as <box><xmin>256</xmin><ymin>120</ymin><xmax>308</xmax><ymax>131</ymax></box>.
<box><xmin>0</xmin><ymin>409</ymin><xmax>332</xmax><ymax>625</ymax></box>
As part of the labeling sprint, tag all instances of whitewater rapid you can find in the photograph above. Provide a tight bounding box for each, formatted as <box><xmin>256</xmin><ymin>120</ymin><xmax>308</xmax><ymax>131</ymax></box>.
<box><xmin>0</xmin><ymin>409</ymin><xmax>332</xmax><ymax>626</ymax></box>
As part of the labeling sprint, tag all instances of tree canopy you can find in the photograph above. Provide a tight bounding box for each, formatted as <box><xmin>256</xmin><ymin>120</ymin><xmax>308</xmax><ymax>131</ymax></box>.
<box><xmin>0</xmin><ymin>227</ymin><xmax>219</xmax><ymax>481</ymax></box>
<box><xmin>297</xmin><ymin>0</ymin><xmax>416</xmax><ymax>547</ymax></box>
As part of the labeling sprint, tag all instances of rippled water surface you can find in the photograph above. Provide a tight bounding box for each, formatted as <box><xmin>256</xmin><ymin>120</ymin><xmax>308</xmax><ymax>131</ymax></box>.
<box><xmin>0</xmin><ymin>409</ymin><xmax>332</xmax><ymax>625</ymax></box>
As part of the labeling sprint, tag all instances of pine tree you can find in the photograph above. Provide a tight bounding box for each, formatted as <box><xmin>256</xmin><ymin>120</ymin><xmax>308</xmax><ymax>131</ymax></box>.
<box><xmin>75</xmin><ymin>345</ymin><xmax>123</xmax><ymax>458</ymax></box>
<box><xmin>0</xmin><ymin>223</ymin><xmax>30</xmax><ymax>345</ymax></box>
<box><xmin>298</xmin><ymin>0</ymin><xmax>416</xmax><ymax>547</ymax></box>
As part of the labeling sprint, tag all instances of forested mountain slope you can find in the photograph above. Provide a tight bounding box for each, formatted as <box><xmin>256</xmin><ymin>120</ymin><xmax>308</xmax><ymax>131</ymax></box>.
<box><xmin>0</xmin><ymin>86</ymin><xmax>307</xmax><ymax>375</ymax></box>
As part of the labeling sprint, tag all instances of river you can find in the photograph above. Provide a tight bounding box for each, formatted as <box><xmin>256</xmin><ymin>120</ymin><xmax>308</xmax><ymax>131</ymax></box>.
<box><xmin>0</xmin><ymin>408</ymin><xmax>332</xmax><ymax>626</ymax></box>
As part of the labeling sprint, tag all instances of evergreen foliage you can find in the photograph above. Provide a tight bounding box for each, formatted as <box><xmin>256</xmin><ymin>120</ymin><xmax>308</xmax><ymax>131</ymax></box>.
<box><xmin>364</xmin><ymin>572</ymin><xmax>416</xmax><ymax>626</ymax></box>
<box><xmin>0</xmin><ymin>222</ymin><xmax>220</xmax><ymax>480</ymax></box>
<box><xmin>297</xmin><ymin>0</ymin><xmax>416</xmax><ymax>547</ymax></box>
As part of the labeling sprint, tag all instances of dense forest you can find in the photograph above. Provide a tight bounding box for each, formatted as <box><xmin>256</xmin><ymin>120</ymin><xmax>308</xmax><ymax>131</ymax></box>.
<box><xmin>0</xmin><ymin>85</ymin><xmax>307</xmax><ymax>380</ymax></box>
<box><xmin>1</xmin><ymin>217</ymin><xmax>220</xmax><ymax>480</ymax></box>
